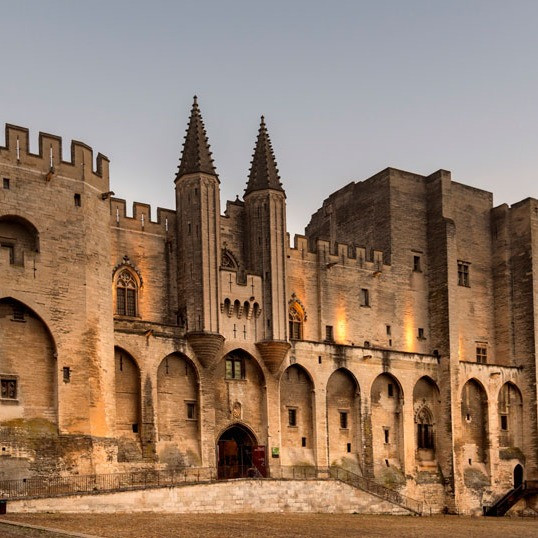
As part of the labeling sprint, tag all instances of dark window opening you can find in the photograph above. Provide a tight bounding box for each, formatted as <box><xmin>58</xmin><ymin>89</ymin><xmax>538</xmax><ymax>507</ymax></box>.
<box><xmin>417</xmin><ymin>423</ymin><xmax>434</xmax><ymax>449</ymax></box>
<box><xmin>1</xmin><ymin>379</ymin><xmax>17</xmax><ymax>399</ymax></box>
<box><xmin>457</xmin><ymin>261</ymin><xmax>470</xmax><ymax>287</ymax></box>
<box><xmin>385</xmin><ymin>459</ymin><xmax>390</xmax><ymax>467</ymax></box>
<box><xmin>3</xmin><ymin>178</ymin><xmax>10</xmax><ymax>189</ymax></box>
<box><xmin>325</xmin><ymin>325</ymin><xmax>334</xmax><ymax>342</ymax></box>
<box><xmin>225</xmin><ymin>355</ymin><xmax>245</xmax><ymax>380</ymax></box>
<box><xmin>384</xmin><ymin>428</ymin><xmax>389</xmax><ymax>444</ymax></box>
<box><xmin>131</xmin><ymin>423</ymin><xmax>139</xmax><ymax>433</ymax></box>
<box><xmin>288</xmin><ymin>408</ymin><xmax>297</xmax><ymax>427</ymax></box>
<box><xmin>476</xmin><ymin>345</ymin><xmax>487</xmax><ymax>364</ymax></box>
<box><xmin>388</xmin><ymin>383</ymin><xmax>394</xmax><ymax>397</ymax></box>
<box><xmin>418</xmin><ymin>328</ymin><xmax>425</xmax><ymax>339</ymax></box>
<box><xmin>500</xmin><ymin>414</ymin><xmax>508</xmax><ymax>431</ymax></box>
<box><xmin>186</xmin><ymin>402</ymin><xmax>196</xmax><ymax>420</ymax></box>
<box><xmin>360</xmin><ymin>288</ymin><xmax>370</xmax><ymax>306</ymax></box>
<box><xmin>413</xmin><ymin>255</ymin><xmax>421</xmax><ymax>272</ymax></box>
<box><xmin>301</xmin><ymin>437</ymin><xmax>306</xmax><ymax>447</ymax></box>
<box><xmin>318</xmin><ymin>356</ymin><xmax>322</xmax><ymax>364</ymax></box>
<box><xmin>12</xmin><ymin>304</ymin><xmax>25</xmax><ymax>321</ymax></box>
<box><xmin>386</xmin><ymin>325</ymin><xmax>391</xmax><ymax>336</ymax></box>
<box><xmin>346</xmin><ymin>443</ymin><xmax>351</xmax><ymax>453</ymax></box>
<box><xmin>63</xmin><ymin>367</ymin><xmax>71</xmax><ymax>383</ymax></box>
<box><xmin>74</xmin><ymin>193</ymin><xmax>81</xmax><ymax>207</ymax></box>
<box><xmin>339</xmin><ymin>411</ymin><xmax>348</xmax><ymax>429</ymax></box>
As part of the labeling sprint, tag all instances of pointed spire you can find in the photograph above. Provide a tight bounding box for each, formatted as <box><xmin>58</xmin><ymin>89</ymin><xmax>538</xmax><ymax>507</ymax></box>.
<box><xmin>176</xmin><ymin>96</ymin><xmax>218</xmax><ymax>180</ymax></box>
<box><xmin>245</xmin><ymin>116</ymin><xmax>284</xmax><ymax>195</ymax></box>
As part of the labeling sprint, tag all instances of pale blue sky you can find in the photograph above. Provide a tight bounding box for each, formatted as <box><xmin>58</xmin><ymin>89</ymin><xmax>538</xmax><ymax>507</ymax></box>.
<box><xmin>1</xmin><ymin>1</ymin><xmax>537</xmax><ymax>236</ymax></box>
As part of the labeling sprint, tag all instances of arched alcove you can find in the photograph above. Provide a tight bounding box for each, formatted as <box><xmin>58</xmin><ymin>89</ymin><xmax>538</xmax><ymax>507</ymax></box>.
<box><xmin>0</xmin><ymin>297</ymin><xmax>56</xmax><ymax>424</ymax></box>
<box><xmin>0</xmin><ymin>215</ymin><xmax>39</xmax><ymax>266</ymax></box>
<box><xmin>371</xmin><ymin>373</ymin><xmax>404</xmax><ymax>474</ymax></box>
<box><xmin>413</xmin><ymin>376</ymin><xmax>441</xmax><ymax>464</ymax></box>
<box><xmin>327</xmin><ymin>368</ymin><xmax>361</xmax><ymax>468</ymax></box>
<box><xmin>498</xmin><ymin>382</ymin><xmax>523</xmax><ymax>450</ymax></box>
<box><xmin>157</xmin><ymin>353</ymin><xmax>200</xmax><ymax>466</ymax></box>
<box><xmin>114</xmin><ymin>347</ymin><xmax>141</xmax><ymax>442</ymax></box>
<box><xmin>461</xmin><ymin>379</ymin><xmax>488</xmax><ymax>465</ymax></box>
<box><xmin>280</xmin><ymin>364</ymin><xmax>314</xmax><ymax>464</ymax></box>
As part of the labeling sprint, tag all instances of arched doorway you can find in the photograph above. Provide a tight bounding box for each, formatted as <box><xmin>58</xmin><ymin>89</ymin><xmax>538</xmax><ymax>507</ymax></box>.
<box><xmin>217</xmin><ymin>424</ymin><xmax>265</xmax><ymax>479</ymax></box>
<box><xmin>514</xmin><ymin>464</ymin><xmax>524</xmax><ymax>488</ymax></box>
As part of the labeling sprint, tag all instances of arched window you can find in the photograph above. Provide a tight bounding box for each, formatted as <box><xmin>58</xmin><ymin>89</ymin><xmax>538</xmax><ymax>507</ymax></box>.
<box><xmin>116</xmin><ymin>269</ymin><xmax>138</xmax><ymax>316</ymax></box>
<box><xmin>416</xmin><ymin>406</ymin><xmax>434</xmax><ymax>449</ymax></box>
<box><xmin>289</xmin><ymin>303</ymin><xmax>305</xmax><ymax>340</ymax></box>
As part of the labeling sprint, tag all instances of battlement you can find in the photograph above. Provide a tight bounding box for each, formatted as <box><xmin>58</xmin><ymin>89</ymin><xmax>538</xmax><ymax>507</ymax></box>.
<box><xmin>0</xmin><ymin>124</ymin><xmax>109</xmax><ymax>191</ymax></box>
<box><xmin>288</xmin><ymin>234</ymin><xmax>388</xmax><ymax>272</ymax></box>
<box><xmin>110</xmin><ymin>198</ymin><xmax>176</xmax><ymax>235</ymax></box>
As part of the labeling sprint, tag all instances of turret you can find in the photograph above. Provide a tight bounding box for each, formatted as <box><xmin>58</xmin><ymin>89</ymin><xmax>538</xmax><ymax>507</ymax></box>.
<box><xmin>244</xmin><ymin>117</ymin><xmax>289</xmax><ymax>372</ymax></box>
<box><xmin>175</xmin><ymin>97</ymin><xmax>223</xmax><ymax>366</ymax></box>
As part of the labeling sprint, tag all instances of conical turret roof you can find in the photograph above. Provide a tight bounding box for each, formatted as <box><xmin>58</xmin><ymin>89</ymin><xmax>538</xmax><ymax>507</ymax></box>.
<box><xmin>245</xmin><ymin>116</ymin><xmax>284</xmax><ymax>195</ymax></box>
<box><xmin>176</xmin><ymin>96</ymin><xmax>218</xmax><ymax>180</ymax></box>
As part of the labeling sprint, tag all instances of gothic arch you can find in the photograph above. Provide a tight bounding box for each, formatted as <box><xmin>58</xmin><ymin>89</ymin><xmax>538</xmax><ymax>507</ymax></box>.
<box><xmin>156</xmin><ymin>352</ymin><xmax>201</xmax><ymax>466</ymax></box>
<box><xmin>370</xmin><ymin>372</ymin><xmax>404</xmax><ymax>474</ymax></box>
<box><xmin>0</xmin><ymin>214</ymin><xmax>40</xmax><ymax>265</ymax></box>
<box><xmin>498</xmin><ymin>381</ymin><xmax>523</xmax><ymax>450</ymax></box>
<box><xmin>280</xmin><ymin>364</ymin><xmax>315</xmax><ymax>463</ymax></box>
<box><xmin>326</xmin><ymin>368</ymin><xmax>361</xmax><ymax>469</ymax></box>
<box><xmin>114</xmin><ymin>346</ymin><xmax>141</xmax><ymax>442</ymax></box>
<box><xmin>0</xmin><ymin>297</ymin><xmax>57</xmax><ymax>424</ymax></box>
<box><xmin>461</xmin><ymin>378</ymin><xmax>488</xmax><ymax>466</ymax></box>
<box><xmin>413</xmin><ymin>376</ymin><xmax>440</xmax><ymax>462</ymax></box>
<box><xmin>288</xmin><ymin>298</ymin><xmax>306</xmax><ymax>340</ymax></box>
<box><xmin>113</xmin><ymin>264</ymin><xmax>141</xmax><ymax>317</ymax></box>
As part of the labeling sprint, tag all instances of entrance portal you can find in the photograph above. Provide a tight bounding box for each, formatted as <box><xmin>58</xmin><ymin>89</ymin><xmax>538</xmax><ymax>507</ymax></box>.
<box><xmin>217</xmin><ymin>424</ymin><xmax>266</xmax><ymax>479</ymax></box>
<box><xmin>514</xmin><ymin>464</ymin><xmax>524</xmax><ymax>488</ymax></box>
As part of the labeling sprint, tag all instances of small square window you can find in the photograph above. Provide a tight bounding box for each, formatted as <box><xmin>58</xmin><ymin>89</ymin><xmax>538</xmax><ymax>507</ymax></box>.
<box><xmin>413</xmin><ymin>255</ymin><xmax>421</xmax><ymax>272</ymax></box>
<box><xmin>418</xmin><ymin>328</ymin><xmax>425</xmax><ymax>339</ymax></box>
<box><xmin>500</xmin><ymin>414</ymin><xmax>508</xmax><ymax>431</ymax></box>
<box><xmin>288</xmin><ymin>408</ymin><xmax>297</xmax><ymax>427</ymax></box>
<box><xmin>458</xmin><ymin>261</ymin><xmax>470</xmax><ymax>287</ymax></box>
<box><xmin>132</xmin><ymin>423</ymin><xmax>139</xmax><ymax>433</ymax></box>
<box><xmin>360</xmin><ymin>288</ymin><xmax>370</xmax><ymax>307</ymax></box>
<box><xmin>74</xmin><ymin>193</ymin><xmax>81</xmax><ymax>207</ymax></box>
<box><xmin>325</xmin><ymin>325</ymin><xmax>334</xmax><ymax>342</ymax></box>
<box><xmin>1</xmin><ymin>378</ymin><xmax>17</xmax><ymax>399</ymax></box>
<box><xmin>339</xmin><ymin>411</ymin><xmax>348</xmax><ymax>429</ymax></box>
<box><xmin>476</xmin><ymin>345</ymin><xmax>487</xmax><ymax>364</ymax></box>
<box><xmin>301</xmin><ymin>437</ymin><xmax>307</xmax><ymax>447</ymax></box>
<box><xmin>1</xmin><ymin>243</ymin><xmax>15</xmax><ymax>265</ymax></box>
<box><xmin>3</xmin><ymin>178</ymin><xmax>10</xmax><ymax>189</ymax></box>
<box><xmin>12</xmin><ymin>304</ymin><xmax>25</xmax><ymax>321</ymax></box>
<box><xmin>186</xmin><ymin>402</ymin><xmax>196</xmax><ymax>420</ymax></box>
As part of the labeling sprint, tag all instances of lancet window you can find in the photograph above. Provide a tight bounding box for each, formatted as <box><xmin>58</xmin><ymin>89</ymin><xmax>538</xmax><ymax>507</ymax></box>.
<box><xmin>116</xmin><ymin>269</ymin><xmax>138</xmax><ymax>317</ymax></box>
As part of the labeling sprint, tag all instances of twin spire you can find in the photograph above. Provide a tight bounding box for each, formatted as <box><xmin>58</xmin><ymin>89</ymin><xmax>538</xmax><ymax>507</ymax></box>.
<box><xmin>176</xmin><ymin>96</ymin><xmax>218</xmax><ymax>180</ymax></box>
<box><xmin>177</xmin><ymin>97</ymin><xmax>284</xmax><ymax>195</ymax></box>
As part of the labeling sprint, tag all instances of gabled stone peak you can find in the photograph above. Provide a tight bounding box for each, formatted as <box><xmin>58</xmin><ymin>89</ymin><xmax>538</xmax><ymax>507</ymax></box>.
<box><xmin>176</xmin><ymin>96</ymin><xmax>218</xmax><ymax>181</ymax></box>
<box><xmin>245</xmin><ymin>116</ymin><xmax>284</xmax><ymax>196</ymax></box>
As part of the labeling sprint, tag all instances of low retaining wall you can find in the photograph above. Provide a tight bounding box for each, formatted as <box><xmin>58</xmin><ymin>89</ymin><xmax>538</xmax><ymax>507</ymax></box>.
<box><xmin>7</xmin><ymin>479</ymin><xmax>410</xmax><ymax>515</ymax></box>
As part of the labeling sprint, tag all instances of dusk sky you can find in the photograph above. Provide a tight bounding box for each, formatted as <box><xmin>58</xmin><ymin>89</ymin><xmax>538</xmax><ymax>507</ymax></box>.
<box><xmin>1</xmin><ymin>0</ymin><xmax>537</xmax><ymax>236</ymax></box>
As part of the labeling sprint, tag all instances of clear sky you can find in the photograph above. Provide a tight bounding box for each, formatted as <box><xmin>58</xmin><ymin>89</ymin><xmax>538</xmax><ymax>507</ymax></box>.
<box><xmin>1</xmin><ymin>0</ymin><xmax>537</xmax><ymax>236</ymax></box>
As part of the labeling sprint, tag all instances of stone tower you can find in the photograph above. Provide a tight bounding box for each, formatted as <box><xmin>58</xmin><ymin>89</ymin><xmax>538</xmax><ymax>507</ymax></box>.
<box><xmin>244</xmin><ymin>117</ymin><xmax>289</xmax><ymax>373</ymax></box>
<box><xmin>175</xmin><ymin>97</ymin><xmax>223</xmax><ymax>366</ymax></box>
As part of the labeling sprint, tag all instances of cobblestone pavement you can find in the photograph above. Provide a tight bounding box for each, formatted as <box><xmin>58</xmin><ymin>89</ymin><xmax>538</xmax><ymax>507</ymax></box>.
<box><xmin>3</xmin><ymin>513</ymin><xmax>538</xmax><ymax>538</ymax></box>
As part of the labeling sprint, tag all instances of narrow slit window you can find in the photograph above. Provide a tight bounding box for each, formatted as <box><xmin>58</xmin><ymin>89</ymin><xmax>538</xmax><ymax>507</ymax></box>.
<box><xmin>288</xmin><ymin>408</ymin><xmax>297</xmax><ymax>427</ymax></box>
<box><xmin>339</xmin><ymin>411</ymin><xmax>348</xmax><ymax>429</ymax></box>
<box><xmin>186</xmin><ymin>402</ymin><xmax>196</xmax><ymax>420</ymax></box>
<box><xmin>3</xmin><ymin>178</ymin><xmax>10</xmax><ymax>189</ymax></box>
<box><xmin>74</xmin><ymin>193</ymin><xmax>81</xmax><ymax>207</ymax></box>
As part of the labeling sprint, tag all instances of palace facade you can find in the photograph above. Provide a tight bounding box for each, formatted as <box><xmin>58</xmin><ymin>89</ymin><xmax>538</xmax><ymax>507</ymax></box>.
<box><xmin>1</xmin><ymin>98</ymin><xmax>537</xmax><ymax>514</ymax></box>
